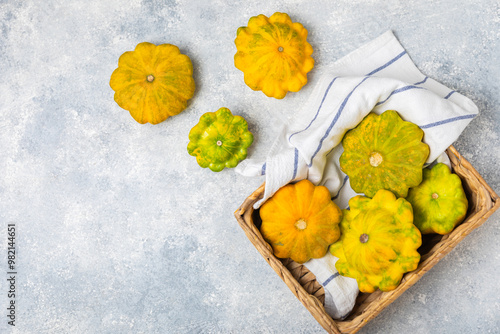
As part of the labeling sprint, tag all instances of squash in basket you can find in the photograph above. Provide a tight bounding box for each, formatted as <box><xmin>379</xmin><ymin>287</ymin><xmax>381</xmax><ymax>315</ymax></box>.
<box><xmin>110</xmin><ymin>42</ymin><xmax>195</xmax><ymax>124</ymax></box>
<box><xmin>340</xmin><ymin>110</ymin><xmax>430</xmax><ymax>198</ymax></box>
<box><xmin>260</xmin><ymin>179</ymin><xmax>342</xmax><ymax>264</ymax></box>
<box><xmin>234</xmin><ymin>12</ymin><xmax>314</xmax><ymax>99</ymax></box>
<box><xmin>187</xmin><ymin>107</ymin><xmax>253</xmax><ymax>172</ymax></box>
<box><xmin>330</xmin><ymin>189</ymin><xmax>422</xmax><ymax>293</ymax></box>
<box><xmin>406</xmin><ymin>163</ymin><xmax>468</xmax><ymax>235</ymax></box>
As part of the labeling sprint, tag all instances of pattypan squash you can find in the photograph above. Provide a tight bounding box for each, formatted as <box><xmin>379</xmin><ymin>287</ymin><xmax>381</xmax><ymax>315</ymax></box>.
<box><xmin>110</xmin><ymin>42</ymin><xmax>195</xmax><ymax>124</ymax></box>
<box><xmin>187</xmin><ymin>107</ymin><xmax>253</xmax><ymax>172</ymax></box>
<box><xmin>260</xmin><ymin>179</ymin><xmax>342</xmax><ymax>264</ymax></box>
<box><xmin>234</xmin><ymin>12</ymin><xmax>314</xmax><ymax>99</ymax></box>
<box><xmin>340</xmin><ymin>110</ymin><xmax>430</xmax><ymax>198</ymax></box>
<box><xmin>330</xmin><ymin>189</ymin><xmax>422</xmax><ymax>293</ymax></box>
<box><xmin>406</xmin><ymin>163</ymin><xmax>468</xmax><ymax>235</ymax></box>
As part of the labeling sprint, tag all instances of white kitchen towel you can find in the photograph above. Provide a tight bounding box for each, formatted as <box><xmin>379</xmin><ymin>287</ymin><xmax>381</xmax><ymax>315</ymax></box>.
<box><xmin>304</xmin><ymin>253</ymin><xmax>359</xmax><ymax>320</ymax></box>
<box><xmin>236</xmin><ymin>30</ymin><xmax>479</xmax><ymax>319</ymax></box>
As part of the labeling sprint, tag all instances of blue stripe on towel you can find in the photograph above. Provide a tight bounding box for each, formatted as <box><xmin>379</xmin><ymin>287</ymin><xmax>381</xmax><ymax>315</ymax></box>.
<box><xmin>292</xmin><ymin>148</ymin><xmax>299</xmax><ymax>180</ymax></box>
<box><xmin>332</xmin><ymin>175</ymin><xmax>349</xmax><ymax>200</ymax></box>
<box><xmin>308</xmin><ymin>76</ymin><xmax>371</xmax><ymax>166</ymax></box>
<box><xmin>413</xmin><ymin>76</ymin><xmax>428</xmax><ymax>85</ymax></box>
<box><xmin>261</xmin><ymin>163</ymin><xmax>266</xmax><ymax>176</ymax></box>
<box><xmin>420</xmin><ymin>114</ymin><xmax>476</xmax><ymax>129</ymax></box>
<box><xmin>367</xmin><ymin>51</ymin><xmax>407</xmax><ymax>76</ymax></box>
<box><xmin>289</xmin><ymin>77</ymin><xmax>338</xmax><ymax>143</ymax></box>
<box><xmin>444</xmin><ymin>90</ymin><xmax>456</xmax><ymax>99</ymax></box>
<box><xmin>375</xmin><ymin>85</ymin><xmax>425</xmax><ymax>106</ymax></box>
<box><xmin>322</xmin><ymin>272</ymin><xmax>340</xmax><ymax>286</ymax></box>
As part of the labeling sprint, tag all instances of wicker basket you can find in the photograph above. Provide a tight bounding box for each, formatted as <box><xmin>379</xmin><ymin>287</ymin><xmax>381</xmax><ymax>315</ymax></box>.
<box><xmin>234</xmin><ymin>146</ymin><xmax>500</xmax><ymax>334</ymax></box>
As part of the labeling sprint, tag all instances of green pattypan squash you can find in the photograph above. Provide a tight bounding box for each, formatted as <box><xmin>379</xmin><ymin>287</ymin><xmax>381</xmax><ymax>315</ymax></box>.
<box><xmin>406</xmin><ymin>163</ymin><xmax>468</xmax><ymax>235</ymax></box>
<box><xmin>340</xmin><ymin>110</ymin><xmax>430</xmax><ymax>198</ymax></box>
<box><xmin>187</xmin><ymin>107</ymin><xmax>253</xmax><ymax>172</ymax></box>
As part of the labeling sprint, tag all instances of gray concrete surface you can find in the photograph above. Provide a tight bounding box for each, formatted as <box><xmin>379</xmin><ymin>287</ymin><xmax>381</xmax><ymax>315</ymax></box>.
<box><xmin>0</xmin><ymin>0</ymin><xmax>498</xmax><ymax>333</ymax></box>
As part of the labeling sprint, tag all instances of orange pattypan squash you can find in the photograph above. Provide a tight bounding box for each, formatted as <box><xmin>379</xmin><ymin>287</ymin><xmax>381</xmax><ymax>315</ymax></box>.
<box><xmin>110</xmin><ymin>42</ymin><xmax>195</xmax><ymax>124</ymax></box>
<box><xmin>234</xmin><ymin>12</ymin><xmax>314</xmax><ymax>99</ymax></box>
<box><xmin>330</xmin><ymin>189</ymin><xmax>422</xmax><ymax>293</ymax></box>
<box><xmin>260</xmin><ymin>179</ymin><xmax>342</xmax><ymax>264</ymax></box>
<box><xmin>340</xmin><ymin>110</ymin><xmax>430</xmax><ymax>198</ymax></box>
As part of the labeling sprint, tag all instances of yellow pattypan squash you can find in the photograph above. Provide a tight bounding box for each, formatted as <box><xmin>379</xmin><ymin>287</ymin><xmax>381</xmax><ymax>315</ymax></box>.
<box><xmin>110</xmin><ymin>42</ymin><xmax>195</xmax><ymax>124</ymax></box>
<box><xmin>330</xmin><ymin>189</ymin><xmax>422</xmax><ymax>293</ymax></box>
<box><xmin>260</xmin><ymin>179</ymin><xmax>342</xmax><ymax>264</ymax></box>
<box><xmin>234</xmin><ymin>12</ymin><xmax>314</xmax><ymax>99</ymax></box>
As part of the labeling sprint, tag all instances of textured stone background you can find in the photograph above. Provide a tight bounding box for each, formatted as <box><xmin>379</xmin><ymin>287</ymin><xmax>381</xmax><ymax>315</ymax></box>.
<box><xmin>0</xmin><ymin>0</ymin><xmax>499</xmax><ymax>333</ymax></box>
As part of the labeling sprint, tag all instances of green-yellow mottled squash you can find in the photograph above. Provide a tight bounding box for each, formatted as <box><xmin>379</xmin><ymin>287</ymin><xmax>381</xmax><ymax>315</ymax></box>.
<box><xmin>340</xmin><ymin>110</ymin><xmax>430</xmax><ymax>198</ymax></box>
<box><xmin>234</xmin><ymin>12</ymin><xmax>314</xmax><ymax>99</ymax></box>
<box><xmin>330</xmin><ymin>189</ymin><xmax>422</xmax><ymax>293</ymax></box>
<box><xmin>406</xmin><ymin>163</ymin><xmax>468</xmax><ymax>235</ymax></box>
<box><xmin>187</xmin><ymin>107</ymin><xmax>253</xmax><ymax>172</ymax></box>
<box><xmin>110</xmin><ymin>42</ymin><xmax>195</xmax><ymax>124</ymax></box>
<box><xmin>260</xmin><ymin>179</ymin><xmax>342</xmax><ymax>264</ymax></box>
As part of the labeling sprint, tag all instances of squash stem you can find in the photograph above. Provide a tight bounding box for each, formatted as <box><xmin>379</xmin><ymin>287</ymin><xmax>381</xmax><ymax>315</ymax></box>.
<box><xmin>369</xmin><ymin>152</ymin><xmax>383</xmax><ymax>167</ymax></box>
<box><xmin>295</xmin><ymin>219</ymin><xmax>307</xmax><ymax>230</ymax></box>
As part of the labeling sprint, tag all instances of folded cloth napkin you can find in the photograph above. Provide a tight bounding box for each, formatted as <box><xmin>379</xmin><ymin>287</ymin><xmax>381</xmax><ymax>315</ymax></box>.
<box><xmin>236</xmin><ymin>30</ymin><xmax>478</xmax><ymax>319</ymax></box>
